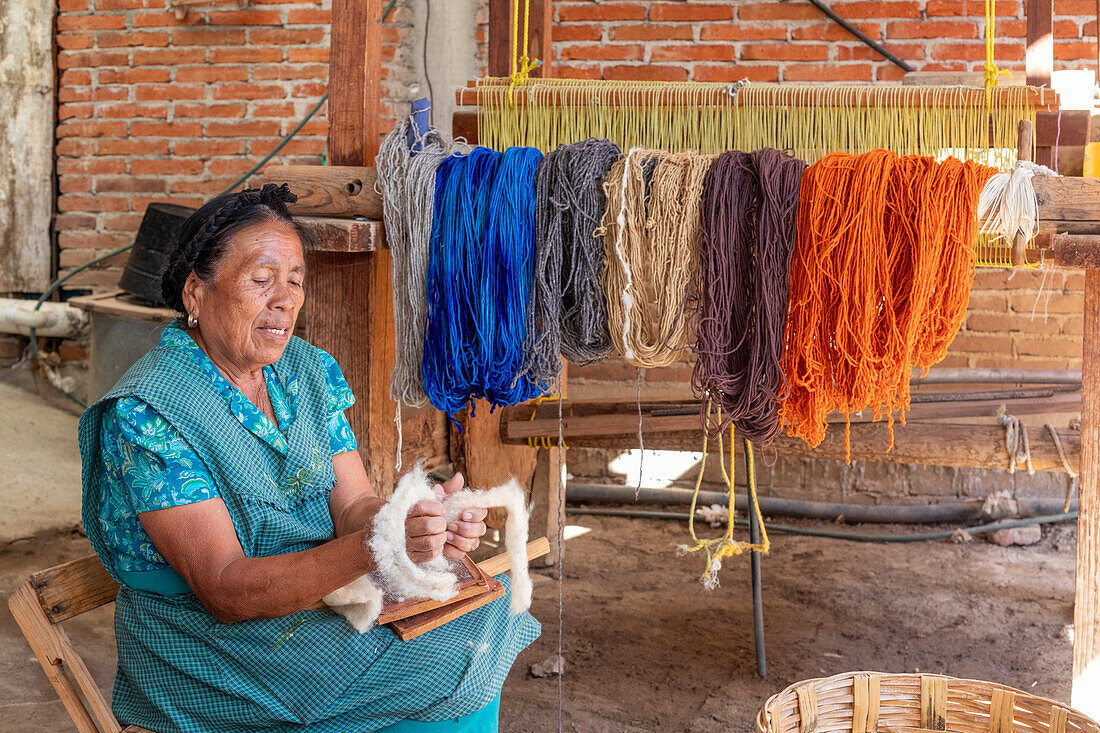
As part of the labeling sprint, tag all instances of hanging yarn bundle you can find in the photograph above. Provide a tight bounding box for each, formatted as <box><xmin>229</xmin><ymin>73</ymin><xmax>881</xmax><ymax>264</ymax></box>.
<box><xmin>600</xmin><ymin>149</ymin><xmax>714</xmax><ymax>368</ymax></box>
<box><xmin>976</xmin><ymin>159</ymin><xmax>1056</xmax><ymax>263</ymax></box>
<box><xmin>692</xmin><ymin>148</ymin><xmax>806</xmax><ymax>444</ymax></box>
<box><xmin>422</xmin><ymin>146</ymin><xmax>547</xmax><ymax>417</ymax></box>
<box><xmin>521</xmin><ymin>138</ymin><xmax>622</xmax><ymax>387</ymax></box>
<box><xmin>780</xmin><ymin>150</ymin><xmax>996</xmax><ymax>457</ymax></box>
<box><xmin>377</xmin><ymin>119</ymin><xmax>462</xmax><ymax>409</ymax></box>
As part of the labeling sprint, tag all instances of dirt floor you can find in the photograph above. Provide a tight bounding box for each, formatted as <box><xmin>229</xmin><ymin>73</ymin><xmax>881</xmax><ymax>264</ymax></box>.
<box><xmin>1</xmin><ymin>512</ymin><xmax>1077</xmax><ymax>732</ymax></box>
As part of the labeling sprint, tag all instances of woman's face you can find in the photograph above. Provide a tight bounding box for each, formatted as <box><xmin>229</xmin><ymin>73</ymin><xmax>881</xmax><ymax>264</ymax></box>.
<box><xmin>182</xmin><ymin>222</ymin><xmax>306</xmax><ymax>372</ymax></box>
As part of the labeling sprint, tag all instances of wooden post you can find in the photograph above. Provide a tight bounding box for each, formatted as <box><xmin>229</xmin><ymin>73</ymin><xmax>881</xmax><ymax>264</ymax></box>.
<box><xmin>1073</xmin><ymin>269</ymin><xmax>1100</xmax><ymax>718</ymax></box>
<box><xmin>308</xmin><ymin>0</ymin><xmax>398</xmax><ymax>495</ymax></box>
<box><xmin>1026</xmin><ymin>0</ymin><xmax>1055</xmax><ymax>167</ymax></box>
<box><xmin>530</xmin><ymin>446</ymin><xmax>565</xmax><ymax>568</ymax></box>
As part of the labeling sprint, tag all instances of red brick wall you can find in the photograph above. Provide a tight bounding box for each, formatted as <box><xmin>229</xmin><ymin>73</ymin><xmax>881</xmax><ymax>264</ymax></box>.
<box><xmin>546</xmin><ymin>0</ymin><xmax>1097</xmax><ymax>82</ymax></box>
<box><xmin>54</xmin><ymin>0</ymin><xmax>416</xmax><ymax>290</ymax></box>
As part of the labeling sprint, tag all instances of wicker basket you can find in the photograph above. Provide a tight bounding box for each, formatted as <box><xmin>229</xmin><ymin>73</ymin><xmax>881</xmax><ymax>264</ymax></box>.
<box><xmin>755</xmin><ymin>671</ymin><xmax>1100</xmax><ymax>733</ymax></box>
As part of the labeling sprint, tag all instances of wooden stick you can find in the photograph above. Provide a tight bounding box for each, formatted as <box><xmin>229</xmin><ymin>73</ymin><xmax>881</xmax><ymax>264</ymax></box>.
<box><xmin>1013</xmin><ymin>119</ymin><xmax>1035</xmax><ymax>267</ymax></box>
<box><xmin>480</xmin><ymin>537</ymin><xmax>550</xmax><ymax>576</ymax></box>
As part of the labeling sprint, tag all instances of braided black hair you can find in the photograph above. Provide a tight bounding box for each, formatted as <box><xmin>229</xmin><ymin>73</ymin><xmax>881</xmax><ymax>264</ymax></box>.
<box><xmin>160</xmin><ymin>183</ymin><xmax>317</xmax><ymax>313</ymax></box>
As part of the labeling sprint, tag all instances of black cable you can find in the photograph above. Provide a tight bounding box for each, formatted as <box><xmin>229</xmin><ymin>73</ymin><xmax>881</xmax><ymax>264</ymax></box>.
<box><xmin>805</xmin><ymin>0</ymin><xmax>915</xmax><ymax>72</ymax></box>
<box><xmin>423</xmin><ymin>0</ymin><xmax>434</xmax><ymax>127</ymax></box>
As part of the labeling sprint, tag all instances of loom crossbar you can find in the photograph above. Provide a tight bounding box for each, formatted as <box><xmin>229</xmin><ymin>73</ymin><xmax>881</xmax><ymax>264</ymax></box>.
<box><xmin>456</xmin><ymin>81</ymin><xmax>1059</xmax><ymax>112</ymax></box>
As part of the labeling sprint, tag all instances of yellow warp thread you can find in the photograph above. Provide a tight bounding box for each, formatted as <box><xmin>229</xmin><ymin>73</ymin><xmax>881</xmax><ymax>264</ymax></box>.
<box><xmin>600</xmin><ymin>149</ymin><xmax>713</xmax><ymax>368</ymax></box>
<box><xmin>984</xmin><ymin>0</ymin><xmax>1011</xmax><ymax>107</ymax></box>
<box><xmin>475</xmin><ymin>78</ymin><xmax>1035</xmax><ymax>172</ymax></box>
<box><xmin>681</xmin><ymin>404</ymin><xmax>770</xmax><ymax>589</ymax></box>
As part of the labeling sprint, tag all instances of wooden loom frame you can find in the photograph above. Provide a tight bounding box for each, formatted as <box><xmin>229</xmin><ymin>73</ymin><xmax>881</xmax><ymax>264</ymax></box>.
<box><xmin>260</xmin><ymin>0</ymin><xmax>1100</xmax><ymax>715</ymax></box>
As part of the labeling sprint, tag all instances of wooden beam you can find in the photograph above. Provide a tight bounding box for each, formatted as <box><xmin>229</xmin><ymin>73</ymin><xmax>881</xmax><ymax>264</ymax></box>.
<box><xmin>1073</xmin><ymin>268</ymin><xmax>1100</xmax><ymax>717</ymax></box>
<box><xmin>530</xmin><ymin>446</ymin><xmax>565</xmax><ymax>568</ymax></box>
<box><xmin>505</xmin><ymin>393</ymin><xmax>1081</xmax><ymax>440</ymax></box>
<box><xmin>1053</xmin><ymin>234</ymin><xmax>1100</xmax><ymax>269</ymax></box>
<box><xmin>328</xmin><ymin>0</ymin><xmax>381</xmax><ymax>166</ymax></box>
<box><xmin>452</xmin><ymin>110</ymin><xmax>479</xmax><ymax>145</ymax></box>
<box><xmin>455</xmin><ymin>84</ymin><xmax>1059</xmax><ymax>111</ymax></box>
<box><xmin>450</xmin><ymin>401</ymin><xmax>539</xmax><ymax>526</ymax></box>
<box><xmin>299</xmin><ymin>216</ymin><xmax>384</xmax><ymax>253</ymax></box>
<box><xmin>501</xmin><ymin>413</ymin><xmax>1079</xmax><ymax>473</ymax></box>
<box><xmin>1036</xmin><ymin>177</ymin><xmax>1100</xmax><ymax>226</ymax></box>
<box><xmin>1027</xmin><ymin>0</ymin><xmax>1055</xmax><ymax>166</ymax></box>
<box><xmin>264</xmin><ymin>165</ymin><xmax>382</xmax><ymax>218</ymax></box>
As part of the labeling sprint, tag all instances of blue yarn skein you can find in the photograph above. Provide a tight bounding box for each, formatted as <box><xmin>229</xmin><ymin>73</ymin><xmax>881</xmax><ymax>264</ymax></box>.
<box><xmin>422</xmin><ymin>145</ymin><xmax>546</xmax><ymax>418</ymax></box>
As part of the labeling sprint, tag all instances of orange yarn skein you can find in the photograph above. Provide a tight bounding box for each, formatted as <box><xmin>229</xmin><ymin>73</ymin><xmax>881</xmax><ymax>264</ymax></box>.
<box><xmin>779</xmin><ymin>150</ymin><xmax>996</xmax><ymax>459</ymax></box>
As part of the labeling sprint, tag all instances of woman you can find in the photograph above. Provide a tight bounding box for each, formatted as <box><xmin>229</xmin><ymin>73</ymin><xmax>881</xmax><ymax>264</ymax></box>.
<box><xmin>79</xmin><ymin>184</ymin><xmax>540</xmax><ymax>733</ymax></box>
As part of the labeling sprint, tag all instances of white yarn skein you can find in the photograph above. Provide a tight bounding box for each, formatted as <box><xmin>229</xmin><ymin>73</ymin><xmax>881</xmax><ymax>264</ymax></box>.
<box><xmin>977</xmin><ymin>160</ymin><xmax>1056</xmax><ymax>246</ymax></box>
<box><xmin>612</xmin><ymin>147</ymin><xmax>640</xmax><ymax>362</ymax></box>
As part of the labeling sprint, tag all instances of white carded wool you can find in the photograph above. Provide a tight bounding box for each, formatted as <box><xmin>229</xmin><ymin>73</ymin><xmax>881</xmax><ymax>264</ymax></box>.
<box><xmin>439</xmin><ymin>481</ymin><xmax>532</xmax><ymax>613</ymax></box>
<box><xmin>322</xmin><ymin>574</ymin><xmax>384</xmax><ymax>633</ymax></box>
<box><xmin>370</xmin><ymin>466</ymin><xmax>459</xmax><ymax>603</ymax></box>
<box><xmin>325</xmin><ymin>465</ymin><xmax>534</xmax><ymax>634</ymax></box>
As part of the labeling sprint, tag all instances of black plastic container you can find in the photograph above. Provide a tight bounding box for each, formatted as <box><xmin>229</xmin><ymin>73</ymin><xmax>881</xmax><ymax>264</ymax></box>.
<box><xmin>118</xmin><ymin>203</ymin><xmax>195</xmax><ymax>306</ymax></box>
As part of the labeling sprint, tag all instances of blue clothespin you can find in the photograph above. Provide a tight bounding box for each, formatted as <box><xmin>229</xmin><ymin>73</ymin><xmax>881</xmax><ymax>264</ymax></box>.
<box><xmin>407</xmin><ymin>98</ymin><xmax>431</xmax><ymax>156</ymax></box>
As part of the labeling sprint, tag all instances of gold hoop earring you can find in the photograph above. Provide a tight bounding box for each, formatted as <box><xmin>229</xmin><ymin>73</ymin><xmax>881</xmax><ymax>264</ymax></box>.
<box><xmin>187</xmin><ymin>314</ymin><xmax>198</xmax><ymax>329</ymax></box>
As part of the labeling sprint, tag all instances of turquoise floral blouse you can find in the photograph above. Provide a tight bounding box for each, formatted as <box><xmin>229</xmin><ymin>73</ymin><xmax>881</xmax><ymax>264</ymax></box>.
<box><xmin>98</xmin><ymin>326</ymin><xmax>358</xmax><ymax>572</ymax></box>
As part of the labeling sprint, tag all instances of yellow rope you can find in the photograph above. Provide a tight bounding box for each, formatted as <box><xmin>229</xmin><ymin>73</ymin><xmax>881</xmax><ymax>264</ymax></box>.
<box><xmin>507</xmin><ymin>0</ymin><xmax>539</xmax><ymax>108</ymax></box>
<box><xmin>680</xmin><ymin>402</ymin><xmax>770</xmax><ymax>589</ymax></box>
<box><xmin>983</xmin><ymin>0</ymin><xmax>1011</xmax><ymax>107</ymax></box>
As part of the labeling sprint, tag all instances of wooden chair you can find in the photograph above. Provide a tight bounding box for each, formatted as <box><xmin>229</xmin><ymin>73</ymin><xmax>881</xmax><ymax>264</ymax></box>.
<box><xmin>9</xmin><ymin>540</ymin><xmax>548</xmax><ymax>733</ymax></box>
<box><xmin>8</xmin><ymin>554</ymin><xmax>153</xmax><ymax>733</ymax></box>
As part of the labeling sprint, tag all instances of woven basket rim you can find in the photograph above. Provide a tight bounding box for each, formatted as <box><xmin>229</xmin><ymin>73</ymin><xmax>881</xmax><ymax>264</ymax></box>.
<box><xmin>755</xmin><ymin>670</ymin><xmax>1100</xmax><ymax>733</ymax></box>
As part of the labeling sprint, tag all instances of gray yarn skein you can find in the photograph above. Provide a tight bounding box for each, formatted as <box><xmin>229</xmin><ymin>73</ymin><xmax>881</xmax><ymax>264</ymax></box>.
<box><xmin>377</xmin><ymin>119</ymin><xmax>461</xmax><ymax>407</ymax></box>
<box><xmin>522</xmin><ymin>138</ymin><xmax>621</xmax><ymax>386</ymax></box>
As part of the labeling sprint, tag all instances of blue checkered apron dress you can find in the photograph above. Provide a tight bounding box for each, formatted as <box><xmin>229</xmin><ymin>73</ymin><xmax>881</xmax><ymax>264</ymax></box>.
<box><xmin>79</xmin><ymin>334</ymin><xmax>540</xmax><ymax>733</ymax></box>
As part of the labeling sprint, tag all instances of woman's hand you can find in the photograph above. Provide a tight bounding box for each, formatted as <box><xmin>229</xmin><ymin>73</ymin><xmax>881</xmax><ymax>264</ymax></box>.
<box><xmin>405</xmin><ymin>496</ymin><xmax>447</xmax><ymax>564</ymax></box>
<box><xmin>438</xmin><ymin>472</ymin><xmax>488</xmax><ymax>560</ymax></box>
<box><xmin>403</xmin><ymin>472</ymin><xmax>488</xmax><ymax>563</ymax></box>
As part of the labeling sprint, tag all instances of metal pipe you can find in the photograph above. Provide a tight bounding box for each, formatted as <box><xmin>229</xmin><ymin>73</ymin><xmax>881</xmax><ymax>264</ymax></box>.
<box><xmin>566</xmin><ymin>483</ymin><xmax>1077</xmax><ymax>524</ymax></box>
<box><xmin>806</xmin><ymin>0</ymin><xmax>914</xmax><ymax>72</ymax></box>
<box><xmin>913</xmin><ymin>368</ymin><xmax>1082</xmax><ymax>385</ymax></box>
<box><xmin>568</xmin><ymin>506</ymin><xmax>1079</xmax><ymax>543</ymax></box>
<box><xmin>0</xmin><ymin>298</ymin><xmax>87</xmax><ymax>338</ymax></box>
